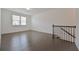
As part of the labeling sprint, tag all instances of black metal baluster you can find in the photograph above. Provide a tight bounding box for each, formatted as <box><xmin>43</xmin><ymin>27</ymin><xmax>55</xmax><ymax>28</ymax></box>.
<box><xmin>71</xmin><ymin>27</ymin><xmax>73</xmax><ymax>42</ymax></box>
<box><xmin>66</xmin><ymin>27</ymin><xmax>68</xmax><ymax>40</ymax></box>
<box><xmin>53</xmin><ymin>24</ymin><xmax>54</xmax><ymax>39</ymax></box>
<box><xmin>64</xmin><ymin>27</ymin><xmax>66</xmax><ymax>41</ymax></box>
<box><xmin>73</xmin><ymin>28</ymin><xmax>75</xmax><ymax>42</ymax></box>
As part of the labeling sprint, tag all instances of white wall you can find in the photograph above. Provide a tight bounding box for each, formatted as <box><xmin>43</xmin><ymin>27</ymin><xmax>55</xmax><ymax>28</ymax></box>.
<box><xmin>32</xmin><ymin>8</ymin><xmax>76</xmax><ymax>41</ymax></box>
<box><xmin>75</xmin><ymin>9</ymin><xmax>79</xmax><ymax>49</ymax></box>
<box><xmin>0</xmin><ymin>8</ymin><xmax>1</xmax><ymax>47</ymax></box>
<box><xmin>32</xmin><ymin>9</ymin><xmax>75</xmax><ymax>33</ymax></box>
<box><xmin>1</xmin><ymin>9</ymin><xmax>31</xmax><ymax>34</ymax></box>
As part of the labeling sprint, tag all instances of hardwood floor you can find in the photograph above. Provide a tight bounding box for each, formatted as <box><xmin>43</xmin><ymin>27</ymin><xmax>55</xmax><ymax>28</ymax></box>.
<box><xmin>1</xmin><ymin>30</ymin><xmax>78</xmax><ymax>51</ymax></box>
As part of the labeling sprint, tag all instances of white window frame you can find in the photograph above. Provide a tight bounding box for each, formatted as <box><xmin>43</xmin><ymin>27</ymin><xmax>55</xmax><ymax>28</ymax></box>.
<box><xmin>12</xmin><ymin>15</ymin><xmax>27</xmax><ymax>26</ymax></box>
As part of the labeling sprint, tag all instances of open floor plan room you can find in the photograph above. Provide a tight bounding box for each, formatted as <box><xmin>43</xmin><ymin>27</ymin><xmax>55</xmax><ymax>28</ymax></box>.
<box><xmin>0</xmin><ymin>8</ymin><xmax>79</xmax><ymax>51</ymax></box>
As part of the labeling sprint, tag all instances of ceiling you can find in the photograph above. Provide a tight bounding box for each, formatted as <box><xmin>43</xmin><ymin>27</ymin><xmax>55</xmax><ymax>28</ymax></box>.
<box><xmin>5</xmin><ymin>8</ymin><xmax>53</xmax><ymax>15</ymax></box>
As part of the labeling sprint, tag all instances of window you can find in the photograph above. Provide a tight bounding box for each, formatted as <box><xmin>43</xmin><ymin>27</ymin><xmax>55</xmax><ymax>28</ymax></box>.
<box><xmin>21</xmin><ymin>16</ymin><xmax>26</xmax><ymax>25</ymax></box>
<box><xmin>12</xmin><ymin>15</ymin><xmax>20</xmax><ymax>25</ymax></box>
<box><xmin>12</xmin><ymin>15</ymin><xmax>26</xmax><ymax>26</ymax></box>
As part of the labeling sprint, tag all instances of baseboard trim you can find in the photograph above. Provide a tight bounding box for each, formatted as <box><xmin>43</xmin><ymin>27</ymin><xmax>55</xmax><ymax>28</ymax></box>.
<box><xmin>1</xmin><ymin>29</ymin><xmax>52</xmax><ymax>35</ymax></box>
<box><xmin>31</xmin><ymin>29</ymin><xmax>52</xmax><ymax>35</ymax></box>
<box><xmin>1</xmin><ymin>29</ymin><xmax>31</xmax><ymax>35</ymax></box>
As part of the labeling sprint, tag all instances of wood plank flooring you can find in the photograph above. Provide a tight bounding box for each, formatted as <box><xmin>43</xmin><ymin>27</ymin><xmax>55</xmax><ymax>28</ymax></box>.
<box><xmin>1</xmin><ymin>30</ymin><xmax>78</xmax><ymax>51</ymax></box>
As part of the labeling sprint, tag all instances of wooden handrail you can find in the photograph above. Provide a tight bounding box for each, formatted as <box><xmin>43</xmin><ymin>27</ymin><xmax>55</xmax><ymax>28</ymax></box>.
<box><xmin>52</xmin><ymin>25</ymin><xmax>76</xmax><ymax>28</ymax></box>
<box><xmin>60</xmin><ymin>27</ymin><xmax>75</xmax><ymax>38</ymax></box>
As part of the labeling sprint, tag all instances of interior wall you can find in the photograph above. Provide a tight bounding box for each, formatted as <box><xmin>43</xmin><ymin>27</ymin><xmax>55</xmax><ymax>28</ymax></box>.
<box><xmin>32</xmin><ymin>8</ymin><xmax>75</xmax><ymax>34</ymax></box>
<box><xmin>75</xmin><ymin>9</ymin><xmax>79</xmax><ymax>49</ymax></box>
<box><xmin>32</xmin><ymin>8</ymin><xmax>76</xmax><ymax>41</ymax></box>
<box><xmin>1</xmin><ymin>9</ymin><xmax>31</xmax><ymax>34</ymax></box>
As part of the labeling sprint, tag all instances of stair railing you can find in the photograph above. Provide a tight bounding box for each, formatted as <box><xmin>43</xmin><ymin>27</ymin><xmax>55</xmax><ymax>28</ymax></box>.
<box><xmin>52</xmin><ymin>24</ymin><xmax>76</xmax><ymax>42</ymax></box>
